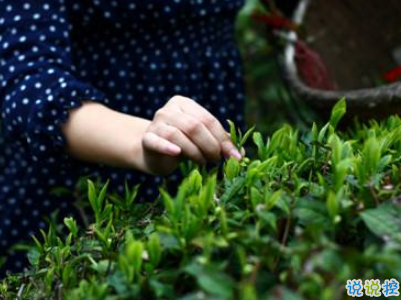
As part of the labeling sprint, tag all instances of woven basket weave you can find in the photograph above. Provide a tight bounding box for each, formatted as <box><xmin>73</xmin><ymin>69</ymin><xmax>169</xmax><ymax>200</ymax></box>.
<box><xmin>281</xmin><ymin>0</ymin><xmax>401</xmax><ymax>119</ymax></box>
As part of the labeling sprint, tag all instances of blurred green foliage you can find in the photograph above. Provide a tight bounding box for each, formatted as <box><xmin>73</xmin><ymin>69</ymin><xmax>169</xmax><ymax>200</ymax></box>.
<box><xmin>2</xmin><ymin>100</ymin><xmax>401</xmax><ymax>300</ymax></box>
<box><xmin>236</xmin><ymin>0</ymin><xmax>317</xmax><ymax>134</ymax></box>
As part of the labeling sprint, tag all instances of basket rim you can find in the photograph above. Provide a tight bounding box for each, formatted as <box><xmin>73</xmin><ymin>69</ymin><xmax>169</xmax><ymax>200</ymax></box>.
<box><xmin>281</xmin><ymin>0</ymin><xmax>401</xmax><ymax>108</ymax></box>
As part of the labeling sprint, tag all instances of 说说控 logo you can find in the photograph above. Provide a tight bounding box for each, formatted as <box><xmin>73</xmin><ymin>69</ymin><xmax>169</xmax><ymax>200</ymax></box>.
<box><xmin>346</xmin><ymin>279</ymin><xmax>400</xmax><ymax>297</ymax></box>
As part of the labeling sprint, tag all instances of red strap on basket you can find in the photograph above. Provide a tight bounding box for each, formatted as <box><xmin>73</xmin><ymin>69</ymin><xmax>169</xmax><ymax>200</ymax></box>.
<box><xmin>253</xmin><ymin>2</ymin><xmax>337</xmax><ymax>90</ymax></box>
<box><xmin>252</xmin><ymin>13</ymin><xmax>298</xmax><ymax>31</ymax></box>
<box><xmin>253</xmin><ymin>0</ymin><xmax>298</xmax><ymax>31</ymax></box>
<box><xmin>383</xmin><ymin>66</ymin><xmax>401</xmax><ymax>83</ymax></box>
<box><xmin>295</xmin><ymin>40</ymin><xmax>337</xmax><ymax>90</ymax></box>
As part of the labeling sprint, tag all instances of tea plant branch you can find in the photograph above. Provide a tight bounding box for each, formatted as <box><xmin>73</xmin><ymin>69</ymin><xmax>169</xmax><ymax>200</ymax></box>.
<box><xmin>369</xmin><ymin>181</ymin><xmax>380</xmax><ymax>206</ymax></box>
<box><xmin>322</xmin><ymin>149</ymin><xmax>331</xmax><ymax>176</ymax></box>
<box><xmin>249</xmin><ymin>261</ymin><xmax>262</xmax><ymax>286</ymax></box>
<box><xmin>57</xmin><ymin>282</ymin><xmax>63</xmax><ymax>300</ymax></box>
<box><xmin>16</xmin><ymin>283</ymin><xmax>25</xmax><ymax>300</ymax></box>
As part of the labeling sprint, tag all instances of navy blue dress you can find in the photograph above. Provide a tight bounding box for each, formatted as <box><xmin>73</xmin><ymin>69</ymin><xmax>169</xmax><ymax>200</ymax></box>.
<box><xmin>0</xmin><ymin>0</ymin><xmax>245</xmax><ymax>275</ymax></box>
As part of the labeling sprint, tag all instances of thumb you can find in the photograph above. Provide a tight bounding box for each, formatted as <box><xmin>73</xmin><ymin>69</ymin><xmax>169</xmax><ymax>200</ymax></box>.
<box><xmin>142</xmin><ymin>132</ymin><xmax>182</xmax><ymax>156</ymax></box>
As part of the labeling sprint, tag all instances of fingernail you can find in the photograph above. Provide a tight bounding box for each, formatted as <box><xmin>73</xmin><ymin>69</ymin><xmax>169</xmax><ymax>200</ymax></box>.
<box><xmin>229</xmin><ymin>148</ymin><xmax>242</xmax><ymax>160</ymax></box>
<box><xmin>167</xmin><ymin>144</ymin><xmax>181</xmax><ymax>155</ymax></box>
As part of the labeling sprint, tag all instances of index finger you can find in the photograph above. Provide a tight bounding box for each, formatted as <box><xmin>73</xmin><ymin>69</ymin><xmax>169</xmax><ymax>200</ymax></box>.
<box><xmin>173</xmin><ymin>96</ymin><xmax>242</xmax><ymax>160</ymax></box>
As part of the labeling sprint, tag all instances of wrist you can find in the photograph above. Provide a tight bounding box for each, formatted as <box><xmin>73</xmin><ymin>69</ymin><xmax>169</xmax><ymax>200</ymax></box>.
<box><xmin>123</xmin><ymin>117</ymin><xmax>151</xmax><ymax>172</ymax></box>
<box><xmin>63</xmin><ymin>101</ymin><xmax>153</xmax><ymax>170</ymax></box>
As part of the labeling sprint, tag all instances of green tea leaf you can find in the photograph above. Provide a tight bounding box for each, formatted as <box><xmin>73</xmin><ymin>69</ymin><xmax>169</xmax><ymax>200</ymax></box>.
<box><xmin>360</xmin><ymin>203</ymin><xmax>401</xmax><ymax>244</ymax></box>
<box><xmin>253</xmin><ymin>132</ymin><xmax>267</xmax><ymax>160</ymax></box>
<box><xmin>329</xmin><ymin>98</ymin><xmax>346</xmax><ymax>129</ymax></box>
<box><xmin>240</xmin><ymin>125</ymin><xmax>255</xmax><ymax>148</ymax></box>
<box><xmin>265</xmin><ymin>189</ymin><xmax>282</xmax><ymax>210</ymax></box>
<box><xmin>184</xmin><ymin>263</ymin><xmax>234</xmax><ymax>299</ymax></box>
<box><xmin>227</xmin><ymin>119</ymin><xmax>237</xmax><ymax>146</ymax></box>
<box><xmin>147</xmin><ymin>233</ymin><xmax>162</xmax><ymax>267</ymax></box>
<box><xmin>326</xmin><ymin>190</ymin><xmax>339</xmax><ymax>220</ymax></box>
<box><xmin>87</xmin><ymin>179</ymin><xmax>98</xmax><ymax>214</ymax></box>
<box><xmin>64</xmin><ymin>217</ymin><xmax>78</xmax><ymax>239</ymax></box>
<box><xmin>225</xmin><ymin>157</ymin><xmax>240</xmax><ymax>180</ymax></box>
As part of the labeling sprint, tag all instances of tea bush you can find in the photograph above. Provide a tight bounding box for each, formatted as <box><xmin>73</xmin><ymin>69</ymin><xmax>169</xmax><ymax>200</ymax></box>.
<box><xmin>1</xmin><ymin>99</ymin><xmax>401</xmax><ymax>300</ymax></box>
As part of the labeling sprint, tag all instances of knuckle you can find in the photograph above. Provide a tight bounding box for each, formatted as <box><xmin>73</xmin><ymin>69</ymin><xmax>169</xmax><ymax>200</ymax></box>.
<box><xmin>147</xmin><ymin>122</ymin><xmax>161</xmax><ymax>136</ymax></box>
<box><xmin>164</xmin><ymin>127</ymin><xmax>179</xmax><ymax>140</ymax></box>
<box><xmin>202</xmin><ymin>115</ymin><xmax>217</xmax><ymax>128</ymax></box>
<box><xmin>212</xmin><ymin>141</ymin><xmax>222</xmax><ymax>155</ymax></box>
<box><xmin>170</xmin><ymin>95</ymin><xmax>185</xmax><ymax>104</ymax></box>
<box><xmin>157</xmin><ymin>126</ymin><xmax>169</xmax><ymax>139</ymax></box>
<box><xmin>186</xmin><ymin>119</ymin><xmax>201</xmax><ymax>134</ymax></box>
<box><xmin>222</xmin><ymin>133</ymin><xmax>233</xmax><ymax>144</ymax></box>
<box><xmin>221</xmin><ymin>140</ymin><xmax>235</xmax><ymax>153</ymax></box>
<box><xmin>154</xmin><ymin>109</ymin><xmax>168</xmax><ymax>120</ymax></box>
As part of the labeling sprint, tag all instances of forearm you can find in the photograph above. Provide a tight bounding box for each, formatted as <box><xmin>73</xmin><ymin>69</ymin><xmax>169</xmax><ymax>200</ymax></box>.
<box><xmin>61</xmin><ymin>97</ymin><xmax>242</xmax><ymax>177</ymax></box>
<box><xmin>62</xmin><ymin>102</ymin><xmax>150</xmax><ymax>172</ymax></box>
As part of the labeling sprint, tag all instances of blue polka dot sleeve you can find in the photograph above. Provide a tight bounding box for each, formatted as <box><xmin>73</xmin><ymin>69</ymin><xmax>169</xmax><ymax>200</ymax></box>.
<box><xmin>0</xmin><ymin>0</ymin><xmax>247</xmax><ymax>276</ymax></box>
<box><xmin>0</xmin><ymin>0</ymin><xmax>107</xmax><ymax>163</ymax></box>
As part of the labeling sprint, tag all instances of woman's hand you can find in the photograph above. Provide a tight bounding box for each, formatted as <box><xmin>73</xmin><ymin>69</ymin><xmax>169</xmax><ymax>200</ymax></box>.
<box><xmin>140</xmin><ymin>96</ymin><xmax>242</xmax><ymax>176</ymax></box>
<box><xmin>62</xmin><ymin>96</ymin><xmax>241</xmax><ymax>176</ymax></box>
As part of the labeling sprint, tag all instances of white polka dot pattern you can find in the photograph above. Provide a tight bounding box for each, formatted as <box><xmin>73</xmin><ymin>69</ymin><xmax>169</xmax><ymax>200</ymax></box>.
<box><xmin>0</xmin><ymin>0</ymin><xmax>246</xmax><ymax>275</ymax></box>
